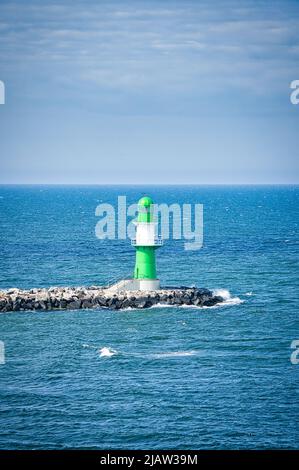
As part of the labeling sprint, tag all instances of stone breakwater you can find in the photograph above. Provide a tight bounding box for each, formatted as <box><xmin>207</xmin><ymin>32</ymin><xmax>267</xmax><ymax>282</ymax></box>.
<box><xmin>0</xmin><ymin>286</ymin><xmax>224</xmax><ymax>313</ymax></box>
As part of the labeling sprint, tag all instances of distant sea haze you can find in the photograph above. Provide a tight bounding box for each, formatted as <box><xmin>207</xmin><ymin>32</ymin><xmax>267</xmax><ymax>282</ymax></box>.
<box><xmin>0</xmin><ymin>185</ymin><xmax>298</xmax><ymax>449</ymax></box>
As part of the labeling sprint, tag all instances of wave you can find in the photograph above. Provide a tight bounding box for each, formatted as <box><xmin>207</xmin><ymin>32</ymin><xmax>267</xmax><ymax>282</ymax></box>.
<box><xmin>149</xmin><ymin>303</ymin><xmax>174</xmax><ymax>309</ymax></box>
<box><xmin>82</xmin><ymin>344</ymin><xmax>118</xmax><ymax>358</ymax></box>
<box><xmin>149</xmin><ymin>350</ymin><xmax>198</xmax><ymax>359</ymax></box>
<box><xmin>98</xmin><ymin>347</ymin><xmax>117</xmax><ymax>358</ymax></box>
<box><xmin>211</xmin><ymin>289</ymin><xmax>243</xmax><ymax>308</ymax></box>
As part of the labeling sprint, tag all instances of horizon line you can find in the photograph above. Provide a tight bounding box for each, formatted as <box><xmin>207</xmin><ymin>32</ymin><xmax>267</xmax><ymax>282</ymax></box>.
<box><xmin>0</xmin><ymin>183</ymin><xmax>298</xmax><ymax>186</ymax></box>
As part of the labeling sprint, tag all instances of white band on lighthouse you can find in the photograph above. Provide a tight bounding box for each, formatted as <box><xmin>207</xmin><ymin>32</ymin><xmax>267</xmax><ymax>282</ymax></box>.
<box><xmin>134</xmin><ymin>221</ymin><xmax>157</xmax><ymax>246</ymax></box>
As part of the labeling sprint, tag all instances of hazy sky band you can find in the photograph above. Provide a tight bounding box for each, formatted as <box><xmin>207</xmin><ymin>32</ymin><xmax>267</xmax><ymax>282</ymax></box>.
<box><xmin>0</xmin><ymin>0</ymin><xmax>298</xmax><ymax>183</ymax></box>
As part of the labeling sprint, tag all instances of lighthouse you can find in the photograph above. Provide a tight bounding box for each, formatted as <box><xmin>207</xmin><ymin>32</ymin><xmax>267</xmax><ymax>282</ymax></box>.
<box><xmin>107</xmin><ymin>196</ymin><xmax>163</xmax><ymax>293</ymax></box>
<box><xmin>131</xmin><ymin>196</ymin><xmax>162</xmax><ymax>291</ymax></box>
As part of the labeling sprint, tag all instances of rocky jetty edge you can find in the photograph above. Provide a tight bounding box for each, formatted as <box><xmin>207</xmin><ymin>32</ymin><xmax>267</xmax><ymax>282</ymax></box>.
<box><xmin>0</xmin><ymin>286</ymin><xmax>225</xmax><ymax>313</ymax></box>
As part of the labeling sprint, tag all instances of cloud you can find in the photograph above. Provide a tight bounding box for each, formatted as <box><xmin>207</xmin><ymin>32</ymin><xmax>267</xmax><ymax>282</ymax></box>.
<box><xmin>0</xmin><ymin>0</ymin><xmax>298</xmax><ymax>99</ymax></box>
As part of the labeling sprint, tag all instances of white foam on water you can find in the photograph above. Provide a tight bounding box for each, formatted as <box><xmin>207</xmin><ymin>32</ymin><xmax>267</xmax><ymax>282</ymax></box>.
<box><xmin>119</xmin><ymin>306</ymin><xmax>137</xmax><ymax>311</ymax></box>
<box><xmin>126</xmin><ymin>327</ymin><xmax>138</xmax><ymax>333</ymax></box>
<box><xmin>150</xmin><ymin>350</ymin><xmax>198</xmax><ymax>359</ymax></box>
<box><xmin>213</xmin><ymin>288</ymin><xmax>231</xmax><ymax>300</ymax></box>
<box><xmin>150</xmin><ymin>303</ymin><xmax>174</xmax><ymax>309</ymax></box>
<box><xmin>119</xmin><ymin>289</ymin><xmax>243</xmax><ymax>312</ymax></box>
<box><xmin>212</xmin><ymin>289</ymin><xmax>243</xmax><ymax>308</ymax></box>
<box><xmin>119</xmin><ymin>303</ymin><xmax>174</xmax><ymax>312</ymax></box>
<box><xmin>82</xmin><ymin>343</ymin><xmax>97</xmax><ymax>349</ymax></box>
<box><xmin>179</xmin><ymin>304</ymin><xmax>202</xmax><ymax>310</ymax></box>
<box><xmin>245</xmin><ymin>291</ymin><xmax>254</xmax><ymax>296</ymax></box>
<box><xmin>99</xmin><ymin>347</ymin><xmax>117</xmax><ymax>358</ymax></box>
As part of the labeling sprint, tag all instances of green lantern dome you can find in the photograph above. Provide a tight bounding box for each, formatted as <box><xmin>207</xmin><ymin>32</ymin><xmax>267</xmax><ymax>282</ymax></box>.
<box><xmin>138</xmin><ymin>196</ymin><xmax>154</xmax><ymax>208</ymax></box>
<box><xmin>137</xmin><ymin>196</ymin><xmax>154</xmax><ymax>223</ymax></box>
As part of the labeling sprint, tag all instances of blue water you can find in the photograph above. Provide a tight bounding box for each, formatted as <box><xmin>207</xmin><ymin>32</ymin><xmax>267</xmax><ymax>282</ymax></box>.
<box><xmin>0</xmin><ymin>185</ymin><xmax>298</xmax><ymax>449</ymax></box>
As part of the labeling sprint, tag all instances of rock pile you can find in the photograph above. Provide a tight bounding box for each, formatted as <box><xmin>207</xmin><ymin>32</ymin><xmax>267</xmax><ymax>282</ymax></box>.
<box><xmin>0</xmin><ymin>286</ymin><xmax>224</xmax><ymax>313</ymax></box>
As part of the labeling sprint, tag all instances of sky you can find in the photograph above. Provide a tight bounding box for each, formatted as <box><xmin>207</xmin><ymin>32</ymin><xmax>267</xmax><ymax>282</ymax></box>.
<box><xmin>0</xmin><ymin>0</ymin><xmax>298</xmax><ymax>184</ymax></box>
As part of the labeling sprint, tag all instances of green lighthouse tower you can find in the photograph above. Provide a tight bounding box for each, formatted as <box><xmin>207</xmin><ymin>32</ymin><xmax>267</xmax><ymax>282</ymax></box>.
<box><xmin>132</xmin><ymin>196</ymin><xmax>162</xmax><ymax>290</ymax></box>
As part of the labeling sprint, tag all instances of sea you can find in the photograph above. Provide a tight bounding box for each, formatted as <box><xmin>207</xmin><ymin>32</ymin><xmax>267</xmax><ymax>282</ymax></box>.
<box><xmin>0</xmin><ymin>185</ymin><xmax>298</xmax><ymax>449</ymax></box>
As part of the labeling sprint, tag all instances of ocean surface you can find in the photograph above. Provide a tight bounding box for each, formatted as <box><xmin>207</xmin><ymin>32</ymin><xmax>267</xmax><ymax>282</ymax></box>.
<box><xmin>0</xmin><ymin>185</ymin><xmax>298</xmax><ymax>449</ymax></box>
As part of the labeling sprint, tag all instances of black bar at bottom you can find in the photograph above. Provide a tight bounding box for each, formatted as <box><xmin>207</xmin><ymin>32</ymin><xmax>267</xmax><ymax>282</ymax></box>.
<box><xmin>0</xmin><ymin>450</ymin><xmax>298</xmax><ymax>466</ymax></box>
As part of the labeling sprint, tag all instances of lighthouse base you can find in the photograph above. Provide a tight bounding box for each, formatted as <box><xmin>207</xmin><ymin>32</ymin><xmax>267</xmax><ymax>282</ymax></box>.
<box><xmin>107</xmin><ymin>278</ymin><xmax>160</xmax><ymax>293</ymax></box>
<box><xmin>136</xmin><ymin>279</ymin><xmax>160</xmax><ymax>291</ymax></box>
